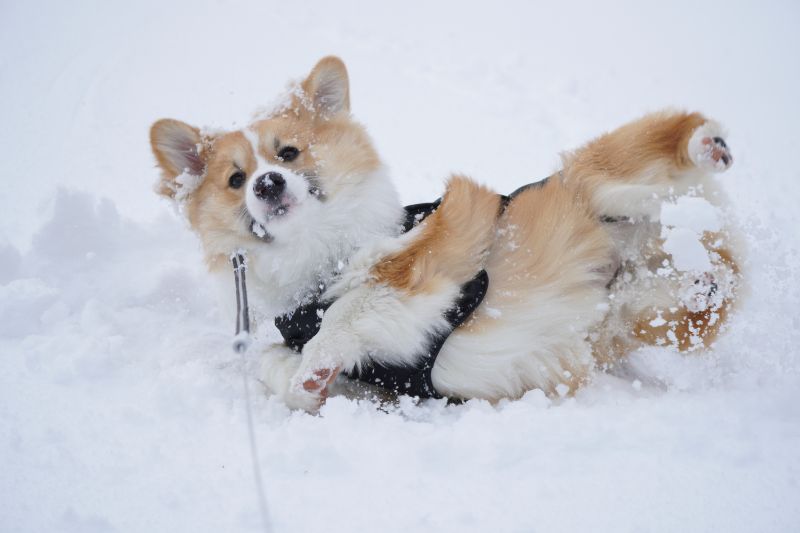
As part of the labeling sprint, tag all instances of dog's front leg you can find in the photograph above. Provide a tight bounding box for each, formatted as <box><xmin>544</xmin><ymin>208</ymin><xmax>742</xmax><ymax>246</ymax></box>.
<box><xmin>282</xmin><ymin>284</ymin><xmax>382</xmax><ymax>411</ymax></box>
<box><xmin>260</xmin><ymin>341</ymin><xmax>341</xmax><ymax>412</ymax></box>
<box><xmin>281</xmin><ymin>330</ymin><xmax>355</xmax><ymax>412</ymax></box>
<box><xmin>282</xmin><ymin>282</ymin><xmax>458</xmax><ymax>412</ymax></box>
<box><xmin>279</xmin><ymin>292</ymin><xmax>368</xmax><ymax>412</ymax></box>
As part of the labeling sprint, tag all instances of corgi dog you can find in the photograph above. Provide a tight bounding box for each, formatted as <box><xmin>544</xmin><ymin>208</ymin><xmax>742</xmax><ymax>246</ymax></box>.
<box><xmin>150</xmin><ymin>57</ymin><xmax>738</xmax><ymax>411</ymax></box>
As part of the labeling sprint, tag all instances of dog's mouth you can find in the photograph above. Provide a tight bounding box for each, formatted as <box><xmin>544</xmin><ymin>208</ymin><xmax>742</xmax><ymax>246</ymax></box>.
<box><xmin>246</xmin><ymin>197</ymin><xmax>295</xmax><ymax>243</ymax></box>
<box><xmin>243</xmin><ymin>178</ymin><xmax>324</xmax><ymax>244</ymax></box>
<box><xmin>265</xmin><ymin>200</ymin><xmax>294</xmax><ymax>220</ymax></box>
<box><xmin>249</xmin><ymin>218</ymin><xmax>273</xmax><ymax>243</ymax></box>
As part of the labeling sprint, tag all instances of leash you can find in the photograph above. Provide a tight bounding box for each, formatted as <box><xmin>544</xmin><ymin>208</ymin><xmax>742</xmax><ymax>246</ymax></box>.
<box><xmin>232</xmin><ymin>253</ymin><xmax>252</xmax><ymax>353</ymax></box>
<box><xmin>231</xmin><ymin>252</ymin><xmax>273</xmax><ymax>533</ymax></box>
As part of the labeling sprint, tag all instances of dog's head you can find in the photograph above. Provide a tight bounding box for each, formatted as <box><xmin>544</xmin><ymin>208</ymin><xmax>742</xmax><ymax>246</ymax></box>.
<box><xmin>150</xmin><ymin>56</ymin><xmax>393</xmax><ymax>264</ymax></box>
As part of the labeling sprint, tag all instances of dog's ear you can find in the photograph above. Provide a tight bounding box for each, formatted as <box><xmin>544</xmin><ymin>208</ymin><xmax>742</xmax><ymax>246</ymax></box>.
<box><xmin>150</xmin><ymin>119</ymin><xmax>206</xmax><ymax>197</ymax></box>
<box><xmin>302</xmin><ymin>56</ymin><xmax>350</xmax><ymax>118</ymax></box>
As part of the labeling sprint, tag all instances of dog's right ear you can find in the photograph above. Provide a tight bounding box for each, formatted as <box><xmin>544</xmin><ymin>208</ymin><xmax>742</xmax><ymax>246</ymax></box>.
<box><xmin>150</xmin><ymin>119</ymin><xmax>206</xmax><ymax>197</ymax></box>
<box><xmin>302</xmin><ymin>56</ymin><xmax>351</xmax><ymax>119</ymax></box>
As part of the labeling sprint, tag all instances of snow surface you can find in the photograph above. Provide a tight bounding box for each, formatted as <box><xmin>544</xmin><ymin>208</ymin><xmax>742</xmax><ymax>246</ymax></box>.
<box><xmin>2</xmin><ymin>1</ymin><xmax>800</xmax><ymax>532</ymax></box>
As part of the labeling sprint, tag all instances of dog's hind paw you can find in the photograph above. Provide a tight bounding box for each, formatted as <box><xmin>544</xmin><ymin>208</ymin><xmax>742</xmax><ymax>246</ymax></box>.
<box><xmin>688</xmin><ymin>121</ymin><xmax>733</xmax><ymax>172</ymax></box>
<box><xmin>681</xmin><ymin>272</ymin><xmax>719</xmax><ymax>313</ymax></box>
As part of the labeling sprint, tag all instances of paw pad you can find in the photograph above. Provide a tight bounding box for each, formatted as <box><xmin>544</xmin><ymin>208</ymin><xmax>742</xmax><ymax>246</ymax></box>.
<box><xmin>689</xmin><ymin>122</ymin><xmax>733</xmax><ymax>172</ymax></box>
<box><xmin>702</xmin><ymin>136</ymin><xmax>733</xmax><ymax>168</ymax></box>
<box><xmin>302</xmin><ymin>368</ymin><xmax>338</xmax><ymax>392</ymax></box>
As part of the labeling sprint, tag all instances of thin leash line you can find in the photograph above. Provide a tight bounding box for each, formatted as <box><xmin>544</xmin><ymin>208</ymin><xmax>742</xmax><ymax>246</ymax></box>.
<box><xmin>232</xmin><ymin>253</ymin><xmax>273</xmax><ymax>533</ymax></box>
<box><xmin>237</xmin><ymin>344</ymin><xmax>272</xmax><ymax>533</ymax></box>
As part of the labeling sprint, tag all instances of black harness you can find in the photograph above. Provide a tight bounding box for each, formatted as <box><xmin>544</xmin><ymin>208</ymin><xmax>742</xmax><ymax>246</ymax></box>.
<box><xmin>274</xmin><ymin>178</ymin><xmax>554</xmax><ymax>399</ymax></box>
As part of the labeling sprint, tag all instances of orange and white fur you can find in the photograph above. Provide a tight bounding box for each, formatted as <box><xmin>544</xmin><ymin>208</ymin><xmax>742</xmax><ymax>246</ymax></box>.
<box><xmin>564</xmin><ymin>112</ymin><xmax>740</xmax><ymax>364</ymax></box>
<box><xmin>150</xmin><ymin>57</ymin><xmax>738</xmax><ymax>411</ymax></box>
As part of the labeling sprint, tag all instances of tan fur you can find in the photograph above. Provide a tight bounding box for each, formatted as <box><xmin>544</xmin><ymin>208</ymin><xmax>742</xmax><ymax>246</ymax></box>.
<box><xmin>562</xmin><ymin>111</ymin><xmax>740</xmax><ymax>362</ymax></box>
<box><xmin>469</xmin><ymin>178</ymin><xmax>610</xmax><ymax>331</ymax></box>
<box><xmin>149</xmin><ymin>119</ymin><xmax>208</xmax><ymax>196</ymax></box>
<box><xmin>631</xmin><ymin>231</ymin><xmax>739</xmax><ymax>351</ymax></box>
<box><xmin>632</xmin><ymin>301</ymin><xmax>731</xmax><ymax>352</ymax></box>
<box><xmin>563</xmin><ymin>111</ymin><xmax>707</xmax><ymax>189</ymax></box>
<box><xmin>369</xmin><ymin>175</ymin><xmax>612</xmax><ymax>399</ymax></box>
<box><xmin>372</xmin><ymin>176</ymin><xmax>501</xmax><ymax>292</ymax></box>
<box><xmin>457</xmin><ymin>178</ymin><xmax>613</xmax><ymax>393</ymax></box>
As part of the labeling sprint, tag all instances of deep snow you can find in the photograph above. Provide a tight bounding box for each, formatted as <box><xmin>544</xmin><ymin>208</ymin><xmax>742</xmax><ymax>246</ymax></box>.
<box><xmin>2</xmin><ymin>1</ymin><xmax>799</xmax><ymax>532</ymax></box>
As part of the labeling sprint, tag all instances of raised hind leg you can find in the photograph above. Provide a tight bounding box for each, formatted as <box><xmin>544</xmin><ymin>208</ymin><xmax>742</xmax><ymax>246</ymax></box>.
<box><xmin>564</xmin><ymin>111</ymin><xmax>740</xmax><ymax>359</ymax></box>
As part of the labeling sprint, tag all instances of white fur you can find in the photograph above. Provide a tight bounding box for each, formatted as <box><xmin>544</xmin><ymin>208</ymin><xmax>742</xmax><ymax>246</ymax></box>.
<box><xmin>688</xmin><ymin>121</ymin><xmax>731</xmax><ymax>171</ymax></box>
<box><xmin>243</xmin><ymin>163</ymin><xmax>311</xmax><ymax>227</ymax></box>
<box><xmin>241</xmin><ymin>127</ymin><xmax>316</xmax><ymax>224</ymax></box>
<box><xmin>269</xmin><ymin>279</ymin><xmax>460</xmax><ymax>410</ymax></box>
<box><xmin>432</xmin><ymin>283</ymin><xmax>607</xmax><ymax>400</ymax></box>
<box><xmin>323</xmin><ymin>224</ymin><xmax>424</xmax><ymax>300</ymax></box>
<box><xmin>247</xmin><ymin>185</ymin><xmax>402</xmax><ymax>319</ymax></box>
<box><xmin>590</xmin><ymin>161</ymin><xmax>723</xmax><ymax>220</ymax></box>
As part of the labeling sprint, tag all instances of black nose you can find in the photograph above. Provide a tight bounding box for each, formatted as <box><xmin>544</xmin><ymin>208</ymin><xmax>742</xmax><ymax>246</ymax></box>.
<box><xmin>254</xmin><ymin>172</ymin><xmax>286</xmax><ymax>201</ymax></box>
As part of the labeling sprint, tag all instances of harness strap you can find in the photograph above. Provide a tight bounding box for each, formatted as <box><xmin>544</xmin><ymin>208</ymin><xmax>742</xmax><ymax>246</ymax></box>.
<box><xmin>343</xmin><ymin>270</ymin><xmax>489</xmax><ymax>398</ymax></box>
<box><xmin>500</xmin><ymin>175</ymin><xmax>552</xmax><ymax>211</ymax></box>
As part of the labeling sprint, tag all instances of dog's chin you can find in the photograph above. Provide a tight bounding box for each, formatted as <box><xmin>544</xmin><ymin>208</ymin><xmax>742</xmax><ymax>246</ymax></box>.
<box><xmin>247</xmin><ymin>201</ymin><xmax>297</xmax><ymax>243</ymax></box>
<box><xmin>248</xmin><ymin>218</ymin><xmax>273</xmax><ymax>243</ymax></box>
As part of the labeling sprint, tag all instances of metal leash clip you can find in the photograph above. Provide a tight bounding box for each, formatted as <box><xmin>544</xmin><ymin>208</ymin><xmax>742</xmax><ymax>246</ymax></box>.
<box><xmin>231</xmin><ymin>252</ymin><xmax>251</xmax><ymax>354</ymax></box>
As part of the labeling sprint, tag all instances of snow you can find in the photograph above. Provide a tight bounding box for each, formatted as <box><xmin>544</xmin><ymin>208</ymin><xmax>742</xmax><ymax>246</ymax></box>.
<box><xmin>173</xmin><ymin>170</ymin><xmax>205</xmax><ymax>206</ymax></box>
<box><xmin>662</xmin><ymin>226</ymin><xmax>713</xmax><ymax>272</ymax></box>
<box><xmin>2</xmin><ymin>1</ymin><xmax>800</xmax><ymax>532</ymax></box>
<box><xmin>660</xmin><ymin>196</ymin><xmax>722</xmax><ymax>272</ymax></box>
<box><xmin>252</xmin><ymin>222</ymin><xmax>268</xmax><ymax>238</ymax></box>
<box><xmin>660</xmin><ymin>196</ymin><xmax>722</xmax><ymax>234</ymax></box>
<box><xmin>649</xmin><ymin>313</ymin><xmax>667</xmax><ymax>328</ymax></box>
<box><xmin>484</xmin><ymin>306</ymin><xmax>502</xmax><ymax>318</ymax></box>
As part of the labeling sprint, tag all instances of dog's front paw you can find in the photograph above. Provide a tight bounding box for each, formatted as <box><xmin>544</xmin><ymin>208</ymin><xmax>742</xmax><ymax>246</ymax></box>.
<box><xmin>688</xmin><ymin>122</ymin><xmax>733</xmax><ymax>172</ymax></box>
<box><xmin>282</xmin><ymin>385</ymin><xmax>328</xmax><ymax>413</ymax></box>
<box><xmin>299</xmin><ymin>367</ymin><xmax>341</xmax><ymax>394</ymax></box>
<box><xmin>285</xmin><ymin>366</ymin><xmax>340</xmax><ymax>413</ymax></box>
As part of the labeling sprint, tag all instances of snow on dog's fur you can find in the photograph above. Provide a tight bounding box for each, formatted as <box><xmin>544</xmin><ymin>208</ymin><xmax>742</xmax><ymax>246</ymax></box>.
<box><xmin>561</xmin><ymin>112</ymin><xmax>741</xmax><ymax>362</ymax></box>
<box><xmin>150</xmin><ymin>57</ymin><xmax>739</xmax><ymax>411</ymax></box>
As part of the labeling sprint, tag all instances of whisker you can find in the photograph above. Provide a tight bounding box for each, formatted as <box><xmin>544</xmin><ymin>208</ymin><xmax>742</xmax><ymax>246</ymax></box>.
<box><xmin>236</xmin><ymin>205</ymin><xmax>252</xmax><ymax>227</ymax></box>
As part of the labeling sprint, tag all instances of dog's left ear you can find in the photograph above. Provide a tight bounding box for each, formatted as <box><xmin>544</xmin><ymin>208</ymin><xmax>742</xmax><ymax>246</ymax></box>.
<box><xmin>302</xmin><ymin>56</ymin><xmax>350</xmax><ymax>118</ymax></box>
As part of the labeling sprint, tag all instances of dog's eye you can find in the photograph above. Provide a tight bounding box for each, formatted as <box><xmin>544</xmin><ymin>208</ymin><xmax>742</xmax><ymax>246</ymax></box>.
<box><xmin>228</xmin><ymin>171</ymin><xmax>246</xmax><ymax>189</ymax></box>
<box><xmin>277</xmin><ymin>146</ymin><xmax>299</xmax><ymax>162</ymax></box>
